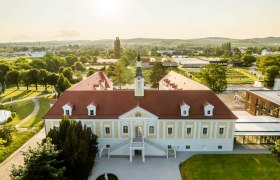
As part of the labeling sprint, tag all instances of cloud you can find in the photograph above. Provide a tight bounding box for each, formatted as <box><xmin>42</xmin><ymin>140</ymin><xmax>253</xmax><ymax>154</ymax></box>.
<box><xmin>56</xmin><ymin>30</ymin><xmax>81</xmax><ymax>38</ymax></box>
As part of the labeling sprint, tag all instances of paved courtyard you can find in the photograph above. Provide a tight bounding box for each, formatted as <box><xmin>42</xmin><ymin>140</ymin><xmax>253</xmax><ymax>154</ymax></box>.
<box><xmin>89</xmin><ymin>145</ymin><xmax>270</xmax><ymax>180</ymax></box>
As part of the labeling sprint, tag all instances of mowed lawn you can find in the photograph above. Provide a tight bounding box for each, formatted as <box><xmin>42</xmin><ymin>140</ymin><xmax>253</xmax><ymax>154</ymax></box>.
<box><xmin>0</xmin><ymin>87</ymin><xmax>51</xmax><ymax>103</ymax></box>
<box><xmin>180</xmin><ymin>154</ymin><xmax>280</xmax><ymax>180</ymax></box>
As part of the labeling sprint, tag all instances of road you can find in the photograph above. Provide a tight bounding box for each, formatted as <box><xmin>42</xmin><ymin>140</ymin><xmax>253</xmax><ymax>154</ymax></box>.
<box><xmin>0</xmin><ymin>128</ymin><xmax>46</xmax><ymax>180</ymax></box>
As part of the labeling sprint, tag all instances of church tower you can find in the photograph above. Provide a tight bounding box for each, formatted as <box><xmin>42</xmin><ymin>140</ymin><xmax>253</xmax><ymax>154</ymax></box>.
<box><xmin>134</xmin><ymin>53</ymin><xmax>144</xmax><ymax>96</ymax></box>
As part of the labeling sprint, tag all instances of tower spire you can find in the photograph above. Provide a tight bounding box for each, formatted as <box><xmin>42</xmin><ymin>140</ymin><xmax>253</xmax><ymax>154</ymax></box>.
<box><xmin>135</xmin><ymin>49</ymin><xmax>142</xmax><ymax>77</ymax></box>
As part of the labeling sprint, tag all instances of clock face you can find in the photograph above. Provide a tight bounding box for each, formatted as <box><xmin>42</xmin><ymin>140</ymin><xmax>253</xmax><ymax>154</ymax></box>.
<box><xmin>137</xmin><ymin>77</ymin><xmax>141</xmax><ymax>80</ymax></box>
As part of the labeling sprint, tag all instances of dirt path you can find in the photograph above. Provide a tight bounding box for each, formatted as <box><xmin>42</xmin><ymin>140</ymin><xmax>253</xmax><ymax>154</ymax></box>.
<box><xmin>15</xmin><ymin>99</ymin><xmax>40</xmax><ymax>129</ymax></box>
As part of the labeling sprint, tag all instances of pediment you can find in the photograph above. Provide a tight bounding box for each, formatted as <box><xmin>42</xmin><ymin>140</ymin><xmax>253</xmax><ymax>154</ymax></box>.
<box><xmin>119</xmin><ymin>106</ymin><xmax>158</xmax><ymax>119</ymax></box>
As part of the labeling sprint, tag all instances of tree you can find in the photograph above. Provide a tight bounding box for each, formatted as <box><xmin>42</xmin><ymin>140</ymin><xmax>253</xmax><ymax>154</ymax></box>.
<box><xmin>264</xmin><ymin>65</ymin><xmax>280</xmax><ymax>88</ymax></box>
<box><xmin>80</xmin><ymin>56</ymin><xmax>89</xmax><ymax>64</ymax></box>
<box><xmin>62</xmin><ymin>67</ymin><xmax>74</xmax><ymax>82</ymax></box>
<box><xmin>29</xmin><ymin>59</ymin><xmax>47</xmax><ymax>70</ymax></box>
<box><xmin>47</xmin><ymin>118</ymin><xmax>98</xmax><ymax>179</ymax></box>
<box><xmin>56</xmin><ymin>74</ymin><xmax>71</xmax><ymax>96</ymax></box>
<box><xmin>10</xmin><ymin>138</ymin><xmax>66</xmax><ymax>180</ymax></box>
<box><xmin>200</xmin><ymin>64</ymin><xmax>227</xmax><ymax>93</ymax></box>
<box><xmin>112</xmin><ymin>62</ymin><xmax>125</xmax><ymax>89</ymax></box>
<box><xmin>38</xmin><ymin>69</ymin><xmax>50</xmax><ymax>91</ymax></box>
<box><xmin>28</xmin><ymin>69</ymin><xmax>39</xmax><ymax>90</ymax></box>
<box><xmin>114</xmin><ymin>37</ymin><xmax>121</xmax><ymax>58</ymax></box>
<box><xmin>87</xmin><ymin>69</ymin><xmax>95</xmax><ymax>77</ymax></box>
<box><xmin>20</xmin><ymin>70</ymin><xmax>31</xmax><ymax>90</ymax></box>
<box><xmin>149</xmin><ymin>61</ymin><xmax>167</xmax><ymax>88</ymax></box>
<box><xmin>65</xmin><ymin>55</ymin><xmax>78</xmax><ymax>66</ymax></box>
<box><xmin>0</xmin><ymin>63</ymin><xmax>10</xmax><ymax>93</ymax></box>
<box><xmin>6</xmin><ymin>70</ymin><xmax>20</xmax><ymax>89</ymax></box>
<box><xmin>74</xmin><ymin>62</ymin><xmax>86</xmax><ymax>72</ymax></box>
<box><xmin>47</xmin><ymin>73</ymin><xmax>59</xmax><ymax>90</ymax></box>
<box><xmin>241</xmin><ymin>54</ymin><xmax>256</xmax><ymax>67</ymax></box>
<box><xmin>270</xmin><ymin>139</ymin><xmax>280</xmax><ymax>162</ymax></box>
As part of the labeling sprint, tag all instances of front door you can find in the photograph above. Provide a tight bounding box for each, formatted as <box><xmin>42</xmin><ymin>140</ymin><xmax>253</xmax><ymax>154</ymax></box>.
<box><xmin>135</xmin><ymin>126</ymin><xmax>142</xmax><ymax>138</ymax></box>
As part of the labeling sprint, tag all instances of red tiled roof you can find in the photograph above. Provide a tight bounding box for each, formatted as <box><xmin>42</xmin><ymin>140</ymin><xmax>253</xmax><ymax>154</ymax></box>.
<box><xmin>44</xmin><ymin>90</ymin><xmax>237</xmax><ymax>120</ymax></box>
<box><xmin>68</xmin><ymin>71</ymin><xmax>113</xmax><ymax>91</ymax></box>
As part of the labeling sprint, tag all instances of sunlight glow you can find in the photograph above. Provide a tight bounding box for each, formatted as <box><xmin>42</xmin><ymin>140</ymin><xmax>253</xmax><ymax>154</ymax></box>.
<box><xmin>90</xmin><ymin>0</ymin><xmax>128</xmax><ymax>21</ymax></box>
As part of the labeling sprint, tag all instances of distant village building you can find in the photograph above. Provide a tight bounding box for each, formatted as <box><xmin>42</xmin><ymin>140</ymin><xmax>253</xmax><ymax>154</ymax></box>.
<box><xmin>31</xmin><ymin>51</ymin><xmax>46</xmax><ymax>58</ymax></box>
<box><xmin>2</xmin><ymin>52</ymin><xmax>29</xmax><ymax>57</ymax></box>
<box><xmin>173</xmin><ymin>57</ymin><xmax>209</xmax><ymax>68</ymax></box>
<box><xmin>157</xmin><ymin>50</ymin><xmax>175</xmax><ymax>55</ymax></box>
<box><xmin>97</xmin><ymin>59</ymin><xmax>118</xmax><ymax>64</ymax></box>
<box><xmin>114</xmin><ymin>37</ymin><xmax>121</xmax><ymax>59</ymax></box>
<box><xmin>162</xmin><ymin>61</ymin><xmax>178</xmax><ymax>68</ymax></box>
<box><xmin>273</xmin><ymin>78</ymin><xmax>280</xmax><ymax>90</ymax></box>
<box><xmin>261</xmin><ymin>49</ymin><xmax>280</xmax><ymax>56</ymax></box>
<box><xmin>141</xmin><ymin>57</ymin><xmax>152</xmax><ymax>69</ymax></box>
<box><xmin>159</xmin><ymin>71</ymin><xmax>209</xmax><ymax>90</ymax></box>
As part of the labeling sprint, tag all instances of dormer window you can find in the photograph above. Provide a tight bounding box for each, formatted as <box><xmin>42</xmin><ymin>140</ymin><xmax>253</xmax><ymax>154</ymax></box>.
<box><xmin>87</xmin><ymin>102</ymin><xmax>97</xmax><ymax>116</ymax></box>
<box><xmin>180</xmin><ymin>101</ymin><xmax>190</xmax><ymax>116</ymax></box>
<box><xmin>62</xmin><ymin>102</ymin><xmax>73</xmax><ymax>116</ymax></box>
<box><xmin>203</xmin><ymin>101</ymin><xmax>214</xmax><ymax>116</ymax></box>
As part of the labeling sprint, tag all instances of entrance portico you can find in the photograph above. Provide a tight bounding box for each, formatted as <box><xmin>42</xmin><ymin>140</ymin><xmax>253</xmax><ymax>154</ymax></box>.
<box><xmin>130</xmin><ymin>137</ymin><xmax>145</xmax><ymax>162</ymax></box>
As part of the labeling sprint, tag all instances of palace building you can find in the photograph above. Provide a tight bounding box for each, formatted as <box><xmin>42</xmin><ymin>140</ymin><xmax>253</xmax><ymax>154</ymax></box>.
<box><xmin>44</xmin><ymin>54</ymin><xmax>237</xmax><ymax>162</ymax></box>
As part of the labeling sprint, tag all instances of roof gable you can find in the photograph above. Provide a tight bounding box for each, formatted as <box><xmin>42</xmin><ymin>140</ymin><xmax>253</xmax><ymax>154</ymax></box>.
<box><xmin>119</xmin><ymin>106</ymin><xmax>159</xmax><ymax>119</ymax></box>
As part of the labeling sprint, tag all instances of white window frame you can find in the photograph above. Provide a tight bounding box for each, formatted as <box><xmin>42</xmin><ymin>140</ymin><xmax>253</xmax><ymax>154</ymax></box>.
<box><xmin>218</xmin><ymin>126</ymin><xmax>225</xmax><ymax>136</ymax></box>
<box><xmin>167</xmin><ymin>126</ymin><xmax>173</xmax><ymax>136</ymax></box>
<box><xmin>104</xmin><ymin>125</ymin><xmax>111</xmax><ymax>135</ymax></box>
<box><xmin>202</xmin><ymin>127</ymin><xmax>208</xmax><ymax>136</ymax></box>
<box><xmin>148</xmin><ymin>125</ymin><xmax>155</xmax><ymax>136</ymax></box>
<box><xmin>186</xmin><ymin>126</ymin><xmax>192</xmax><ymax>136</ymax></box>
<box><xmin>122</xmin><ymin>125</ymin><xmax>128</xmax><ymax>135</ymax></box>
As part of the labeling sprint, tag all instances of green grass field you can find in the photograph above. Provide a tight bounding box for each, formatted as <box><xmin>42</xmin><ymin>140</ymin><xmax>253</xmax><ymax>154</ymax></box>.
<box><xmin>5</xmin><ymin>100</ymin><xmax>35</xmax><ymax>126</ymax></box>
<box><xmin>20</xmin><ymin>98</ymin><xmax>50</xmax><ymax>128</ymax></box>
<box><xmin>180</xmin><ymin>154</ymin><xmax>280</xmax><ymax>180</ymax></box>
<box><xmin>0</xmin><ymin>129</ymin><xmax>39</xmax><ymax>163</ymax></box>
<box><xmin>188</xmin><ymin>68</ymin><xmax>260</xmax><ymax>84</ymax></box>
<box><xmin>0</xmin><ymin>87</ymin><xmax>51</xmax><ymax>103</ymax></box>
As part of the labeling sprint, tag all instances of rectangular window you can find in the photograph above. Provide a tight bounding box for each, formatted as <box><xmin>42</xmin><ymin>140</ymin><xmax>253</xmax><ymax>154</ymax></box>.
<box><xmin>123</xmin><ymin>126</ymin><xmax>128</xmax><ymax>134</ymax></box>
<box><xmin>207</xmin><ymin>110</ymin><xmax>211</xmax><ymax>115</ymax></box>
<box><xmin>186</xmin><ymin>145</ymin><xmax>190</xmax><ymax>149</ymax></box>
<box><xmin>90</xmin><ymin>110</ymin><xmax>94</xmax><ymax>116</ymax></box>
<box><xmin>65</xmin><ymin>110</ymin><xmax>70</xmax><ymax>115</ymax></box>
<box><xmin>105</xmin><ymin>127</ymin><xmax>110</xmax><ymax>134</ymax></box>
<box><xmin>168</xmin><ymin>127</ymin><xmax>173</xmax><ymax>135</ymax></box>
<box><xmin>202</xmin><ymin>127</ymin><xmax>208</xmax><ymax>135</ymax></box>
<box><xmin>137</xmin><ymin>82</ymin><xmax>141</xmax><ymax>88</ymax></box>
<box><xmin>186</xmin><ymin>127</ymin><xmax>192</xmax><ymax>136</ymax></box>
<box><xmin>219</xmin><ymin>128</ymin><xmax>224</xmax><ymax>135</ymax></box>
<box><xmin>218</xmin><ymin>145</ymin><xmax>223</xmax><ymax>149</ymax></box>
<box><xmin>183</xmin><ymin>110</ymin><xmax>187</xmax><ymax>115</ymax></box>
<box><xmin>149</xmin><ymin>126</ymin><xmax>155</xmax><ymax>135</ymax></box>
<box><xmin>167</xmin><ymin>145</ymin><xmax>172</xmax><ymax>149</ymax></box>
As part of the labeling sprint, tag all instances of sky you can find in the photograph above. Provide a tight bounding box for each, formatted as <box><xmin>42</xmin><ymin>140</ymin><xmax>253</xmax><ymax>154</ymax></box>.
<box><xmin>0</xmin><ymin>0</ymin><xmax>280</xmax><ymax>42</ymax></box>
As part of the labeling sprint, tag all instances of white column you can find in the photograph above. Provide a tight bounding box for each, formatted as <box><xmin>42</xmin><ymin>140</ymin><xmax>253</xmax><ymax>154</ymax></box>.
<box><xmin>130</xmin><ymin>121</ymin><xmax>133</xmax><ymax>138</ymax></box>
<box><xmin>144</xmin><ymin>121</ymin><xmax>146</xmax><ymax>138</ymax></box>
<box><xmin>142</xmin><ymin>149</ymin><xmax>145</xmax><ymax>162</ymax></box>
<box><xmin>163</xmin><ymin>122</ymin><xmax>166</xmax><ymax>139</ymax></box>
<box><xmin>130</xmin><ymin>148</ymin><xmax>132</xmax><ymax>162</ymax></box>
<box><xmin>214</xmin><ymin>121</ymin><xmax>218</xmax><ymax>139</ymax></box>
<box><xmin>209</xmin><ymin>121</ymin><xmax>212</xmax><ymax>140</ymax></box>
<box><xmin>182</xmin><ymin>121</ymin><xmax>185</xmax><ymax>139</ymax></box>
<box><xmin>197</xmin><ymin>121</ymin><xmax>201</xmax><ymax>139</ymax></box>
<box><xmin>118</xmin><ymin>121</ymin><xmax>121</xmax><ymax>139</ymax></box>
<box><xmin>157</xmin><ymin>122</ymin><xmax>159</xmax><ymax>139</ymax></box>
<box><xmin>193</xmin><ymin>121</ymin><xmax>196</xmax><ymax>139</ymax></box>
<box><xmin>175</xmin><ymin>121</ymin><xmax>178</xmax><ymax>139</ymax></box>
<box><xmin>112</xmin><ymin>121</ymin><xmax>115</xmax><ymax>138</ymax></box>
<box><xmin>93</xmin><ymin>121</ymin><xmax>96</xmax><ymax>134</ymax></box>
<box><xmin>226</xmin><ymin>121</ymin><xmax>230</xmax><ymax>139</ymax></box>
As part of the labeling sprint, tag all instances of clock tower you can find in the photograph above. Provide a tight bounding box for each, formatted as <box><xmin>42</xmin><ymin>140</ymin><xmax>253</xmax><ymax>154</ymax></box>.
<box><xmin>134</xmin><ymin>53</ymin><xmax>144</xmax><ymax>96</ymax></box>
